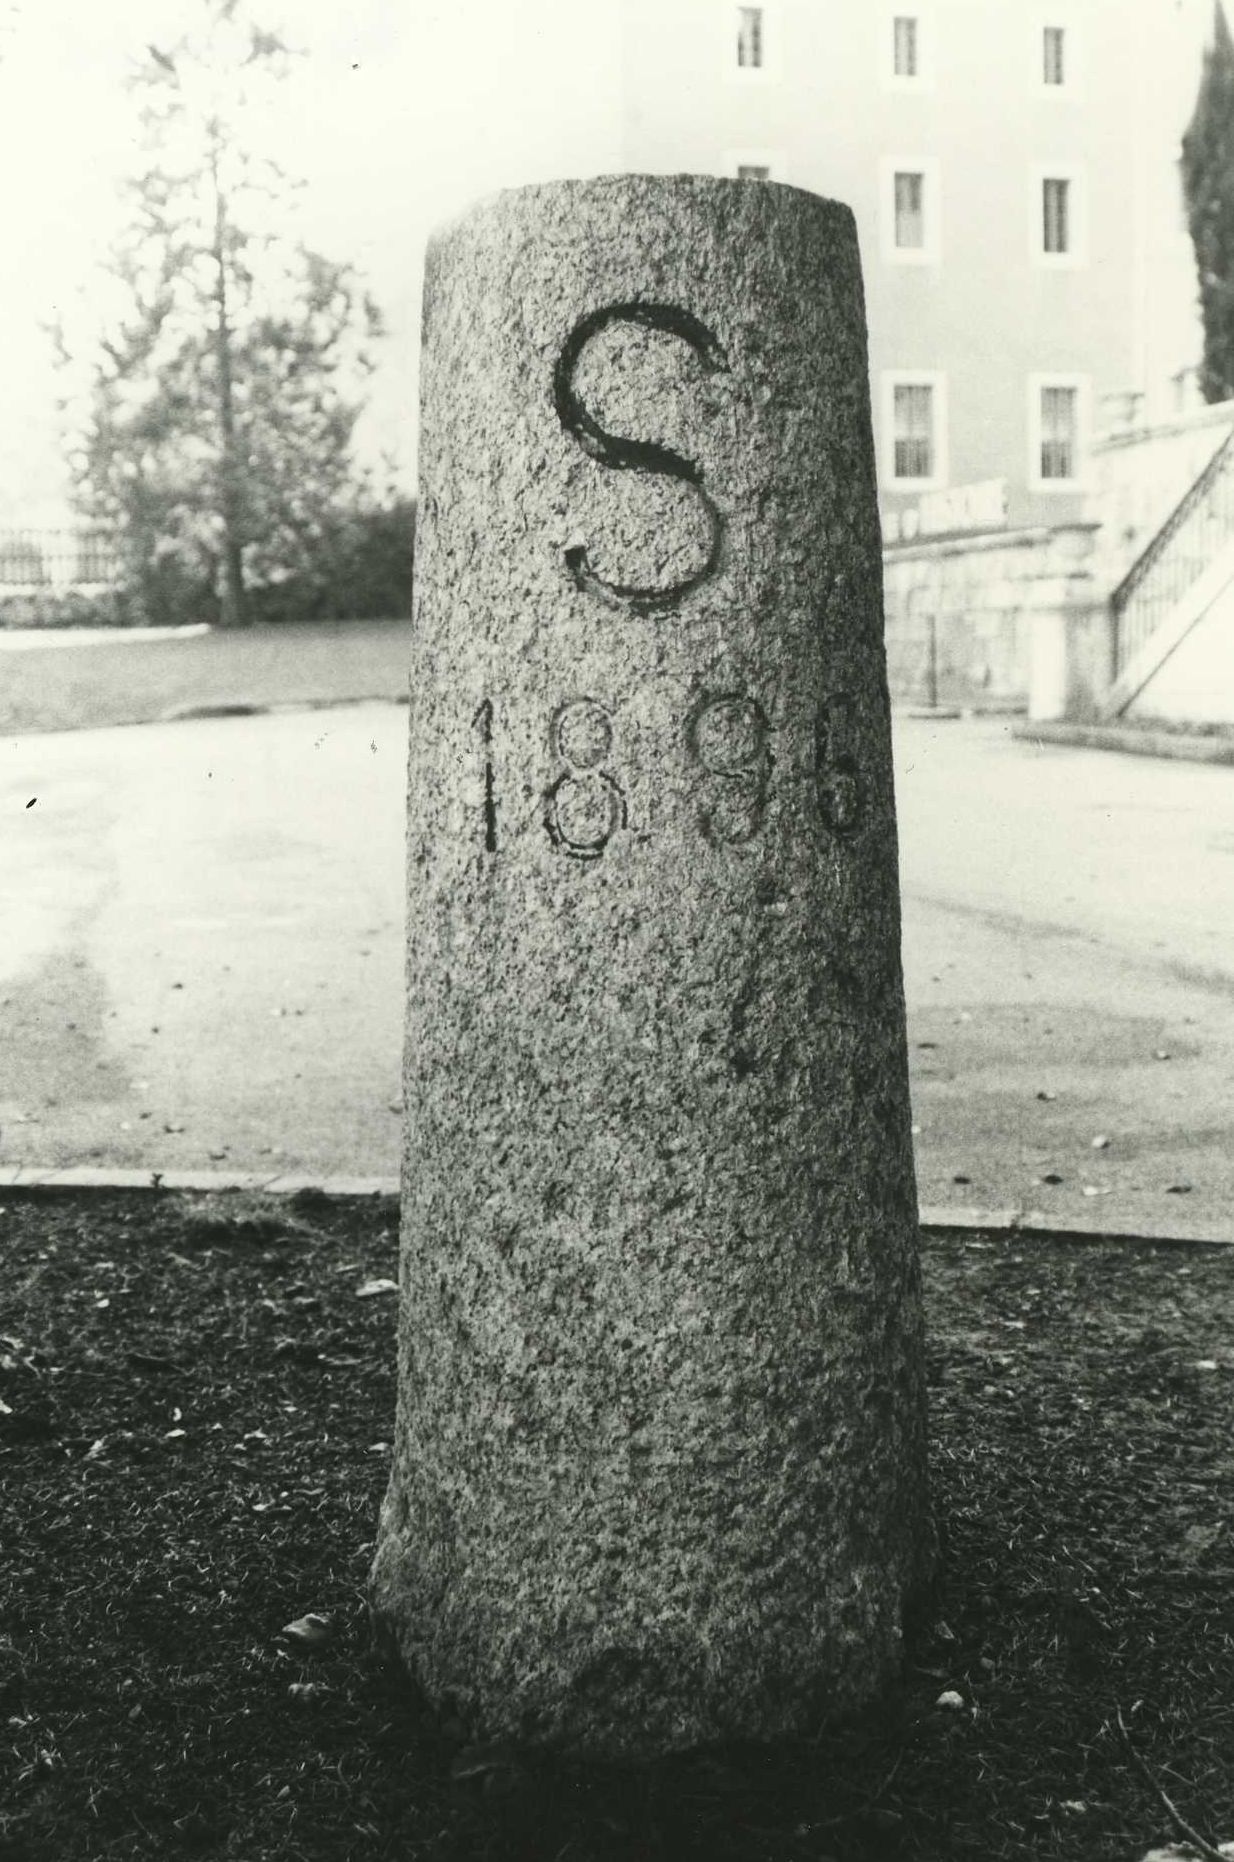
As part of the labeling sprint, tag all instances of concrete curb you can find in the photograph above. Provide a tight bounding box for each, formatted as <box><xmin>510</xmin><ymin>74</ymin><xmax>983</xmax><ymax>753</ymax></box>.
<box><xmin>1012</xmin><ymin>720</ymin><xmax>1234</xmax><ymax>766</ymax></box>
<box><xmin>918</xmin><ymin>1202</ymin><xmax>1234</xmax><ymax>1247</ymax></box>
<box><xmin>159</xmin><ymin>693</ymin><xmax>410</xmax><ymax>725</ymax></box>
<box><xmin>0</xmin><ymin>1171</ymin><xmax>1228</xmax><ymax>1245</ymax></box>
<box><xmin>0</xmin><ymin>1165</ymin><xmax>400</xmax><ymax>1196</ymax></box>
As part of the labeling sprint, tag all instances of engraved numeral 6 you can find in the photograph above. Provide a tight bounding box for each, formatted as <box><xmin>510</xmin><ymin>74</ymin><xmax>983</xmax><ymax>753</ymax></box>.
<box><xmin>816</xmin><ymin>694</ymin><xmax>864</xmax><ymax>836</ymax></box>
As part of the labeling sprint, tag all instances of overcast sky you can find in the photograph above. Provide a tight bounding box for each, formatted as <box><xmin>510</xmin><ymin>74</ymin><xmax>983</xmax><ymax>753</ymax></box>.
<box><xmin>0</xmin><ymin>0</ymin><xmax>621</xmax><ymax>525</ymax></box>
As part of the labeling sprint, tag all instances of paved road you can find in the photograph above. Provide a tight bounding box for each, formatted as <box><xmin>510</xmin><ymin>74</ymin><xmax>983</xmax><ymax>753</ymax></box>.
<box><xmin>2</xmin><ymin>706</ymin><xmax>405</xmax><ymax>1181</ymax></box>
<box><xmin>3</xmin><ymin>704</ymin><xmax>1232</xmax><ymax>1236</ymax></box>
<box><xmin>896</xmin><ymin>716</ymin><xmax>1234</xmax><ymax>1238</ymax></box>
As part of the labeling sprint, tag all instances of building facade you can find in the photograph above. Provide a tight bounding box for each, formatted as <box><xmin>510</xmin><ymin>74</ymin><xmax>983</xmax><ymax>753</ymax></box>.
<box><xmin>616</xmin><ymin>0</ymin><xmax>1207</xmax><ymax>536</ymax></box>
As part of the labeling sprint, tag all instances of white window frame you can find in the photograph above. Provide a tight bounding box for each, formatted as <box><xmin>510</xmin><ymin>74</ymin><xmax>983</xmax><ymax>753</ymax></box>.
<box><xmin>880</xmin><ymin>156</ymin><xmax>941</xmax><ymax>265</ymax></box>
<box><xmin>1030</xmin><ymin>164</ymin><xmax>1086</xmax><ymax>267</ymax></box>
<box><xmin>723</xmin><ymin>149</ymin><xmax>786</xmax><ymax>183</ymax></box>
<box><xmin>881</xmin><ymin>3</ymin><xmax>934</xmax><ymax>91</ymax></box>
<box><xmin>725</xmin><ymin>2</ymin><xmax>780</xmax><ymax>81</ymax></box>
<box><xmin>1028</xmin><ymin>374</ymin><xmax>1089</xmax><ymax>492</ymax></box>
<box><xmin>882</xmin><ymin>370</ymin><xmax>948</xmax><ymax>492</ymax></box>
<box><xmin>1033</xmin><ymin>13</ymin><xmax>1082</xmax><ymax>97</ymax></box>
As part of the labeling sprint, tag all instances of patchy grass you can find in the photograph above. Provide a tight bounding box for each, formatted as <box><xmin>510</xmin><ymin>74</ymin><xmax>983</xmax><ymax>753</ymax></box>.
<box><xmin>1</xmin><ymin>1189</ymin><xmax>1232</xmax><ymax>1861</ymax></box>
<box><xmin>0</xmin><ymin>619</ymin><xmax>410</xmax><ymax>737</ymax></box>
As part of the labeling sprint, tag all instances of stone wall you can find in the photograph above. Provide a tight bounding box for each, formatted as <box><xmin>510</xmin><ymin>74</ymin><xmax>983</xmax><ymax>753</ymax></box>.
<box><xmin>882</xmin><ymin>523</ymin><xmax>1101</xmax><ymax>711</ymax></box>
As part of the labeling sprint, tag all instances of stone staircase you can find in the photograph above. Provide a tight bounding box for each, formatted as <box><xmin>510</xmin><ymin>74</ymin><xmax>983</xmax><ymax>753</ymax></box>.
<box><xmin>1102</xmin><ymin>425</ymin><xmax>1234</xmax><ymax>718</ymax></box>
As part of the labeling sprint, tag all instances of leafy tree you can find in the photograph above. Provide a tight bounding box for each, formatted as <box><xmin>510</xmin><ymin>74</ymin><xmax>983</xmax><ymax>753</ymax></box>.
<box><xmin>1182</xmin><ymin>1</ymin><xmax>1234</xmax><ymax>403</ymax></box>
<box><xmin>56</xmin><ymin>0</ymin><xmax>383</xmax><ymax>626</ymax></box>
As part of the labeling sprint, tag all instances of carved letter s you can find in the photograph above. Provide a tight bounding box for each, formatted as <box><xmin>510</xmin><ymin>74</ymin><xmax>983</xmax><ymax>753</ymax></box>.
<box><xmin>554</xmin><ymin>302</ymin><xmax>729</xmax><ymax>612</ymax></box>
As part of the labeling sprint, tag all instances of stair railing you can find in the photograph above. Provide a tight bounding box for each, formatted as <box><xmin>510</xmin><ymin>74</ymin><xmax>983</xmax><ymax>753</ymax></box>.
<box><xmin>1109</xmin><ymin>423</ymin><xmax>1234</xmax><ymax>678</ymax></box>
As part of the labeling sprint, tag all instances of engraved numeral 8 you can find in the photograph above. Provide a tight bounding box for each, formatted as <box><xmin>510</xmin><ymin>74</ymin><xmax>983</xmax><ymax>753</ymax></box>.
<box><xmin>544</xmin><ymin>698</ymin><xmax>628</xmax><ymax>861</ymax></box>
<box><xmin>687</xmin><ymin>695</ymin><xmax>771</xmax><ymax>846</ymax></box>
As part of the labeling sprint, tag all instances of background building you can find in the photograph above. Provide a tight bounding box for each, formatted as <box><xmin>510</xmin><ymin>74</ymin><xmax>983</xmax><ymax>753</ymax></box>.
<box><xmin>616</xmin><ymin>0</ymin><xmax>1209</xmax><ymax>538</ymax></box>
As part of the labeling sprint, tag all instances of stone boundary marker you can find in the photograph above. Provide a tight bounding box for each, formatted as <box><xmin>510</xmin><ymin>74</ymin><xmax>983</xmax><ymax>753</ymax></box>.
<box><xmin>369</xmin><ymin>174</ymin><xmax>934</xmax><ymax>1758</ymax></box>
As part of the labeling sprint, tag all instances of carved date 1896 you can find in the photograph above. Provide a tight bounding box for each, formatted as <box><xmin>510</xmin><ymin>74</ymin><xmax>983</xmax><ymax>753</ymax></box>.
<box><xmin>471</xmin><ymin>692</ymin><xmax>864</xmax><ymax>860</ymax></box>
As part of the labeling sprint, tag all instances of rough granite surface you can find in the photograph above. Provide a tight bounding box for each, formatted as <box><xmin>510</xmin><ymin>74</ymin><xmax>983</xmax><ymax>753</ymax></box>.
<box><xmin>370</xmin><ymin>174</ymin><xmax>933</xmax><ymax>1758</ymax></box>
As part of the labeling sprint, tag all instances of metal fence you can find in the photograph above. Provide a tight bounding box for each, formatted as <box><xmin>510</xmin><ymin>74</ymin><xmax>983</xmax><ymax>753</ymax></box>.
<box><xmin>0</xmin><ymin>528</ymin><xmax>119</xmax><ymax>591</ymax></box>
<box><xmin>1110</xmin><ymin>428</ymin><xmax>1234</xmax><ymax>678</ymax></box>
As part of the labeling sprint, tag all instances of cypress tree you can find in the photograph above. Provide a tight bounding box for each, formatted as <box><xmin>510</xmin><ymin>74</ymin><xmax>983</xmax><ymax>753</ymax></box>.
<box><xmin>1182</xmin><ymin>1</ymin><xmax>1234</xmax><ymax>402</ymax></box>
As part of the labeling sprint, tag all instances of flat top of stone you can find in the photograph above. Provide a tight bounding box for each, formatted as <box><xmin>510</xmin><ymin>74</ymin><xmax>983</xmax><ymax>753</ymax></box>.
<box><xmin>431</xmin><ymin>171</ymin><xmax>857</xmax><ymax>244</ymax></box>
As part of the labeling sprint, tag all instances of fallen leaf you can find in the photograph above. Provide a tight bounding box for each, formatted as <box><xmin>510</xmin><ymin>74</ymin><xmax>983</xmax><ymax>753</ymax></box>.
<box><xmin>1138</xmin><ymin>1845</ymin><xmax>1234</xmax><ymax>1861</ymax></box>
<box><xmin>127</xmin><ymin>1350</ymin><xmax>181</xmax><ymax>1372</ymax></box>
<box><xmin>450</xmin><ymin>1741</ymin><xmax>519</xmax><ymax>1782</ymax></box>
<box><xmin>280</xmin><ymin>1612</ymin><xmax>336</xmax><ymax>1650</ymax></box>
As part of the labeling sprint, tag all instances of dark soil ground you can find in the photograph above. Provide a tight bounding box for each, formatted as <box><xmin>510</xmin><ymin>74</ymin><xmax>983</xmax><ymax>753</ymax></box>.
<box><xmin>2</xmin><ymin>1188</ymin><xmax>1231</xmax><ymax>1862</ymax></box>
<box><xmin>0</xmin><ymin>619</ymin><xmax>410</xmax><ymax>737</ymax></box>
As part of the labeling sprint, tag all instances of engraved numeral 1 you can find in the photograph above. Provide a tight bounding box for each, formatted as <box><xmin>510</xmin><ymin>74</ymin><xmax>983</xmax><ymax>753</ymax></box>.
<box><xmin>472</xmin><ymin>698</ymin><xmax>497</xmax><ymax>853</ymax></box>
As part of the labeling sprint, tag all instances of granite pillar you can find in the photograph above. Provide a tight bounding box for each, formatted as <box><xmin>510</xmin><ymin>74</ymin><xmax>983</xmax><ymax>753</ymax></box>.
<box><xmin>371</xmin><ymin>174</ymin><xmax>932</xmax><ymax>1758</ymax></box>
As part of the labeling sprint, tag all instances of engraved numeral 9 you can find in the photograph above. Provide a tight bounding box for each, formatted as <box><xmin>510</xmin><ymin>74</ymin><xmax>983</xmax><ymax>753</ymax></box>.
<box><xmin>687</xmin><ymin>695</ymin><xmax>771</xmax><ymax>846</ymax></box>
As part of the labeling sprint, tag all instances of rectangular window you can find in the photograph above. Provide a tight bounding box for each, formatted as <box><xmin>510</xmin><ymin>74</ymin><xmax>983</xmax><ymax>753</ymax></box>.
<box><xmin>894</xmin><ymin>171</ymin><xmax>925</xmax><ymax>249</ymax></box>
<box><xmin>737</xmin><ymin>164</ymin><xmax>770</xmax><ymax>180</ymax></box>
<box><xmin>1042</xmin><ymin>176</ymin><xmax>1070</xmax><ymax>253</ymax></box>
<box><xmin>737</xmin><ymin>6</ymin><xmax>763</xmax><ymax>68</ymax></box>
<box><xmin>893</xmin><ymin>383</ymin><xmax>935</xmax><ymax>479</ymax></box>
<box><xmin>1039</xmin><ymin>385</ymin><xmax>1077</xmax><ymax>479</ymax></box>
<box><xmin>893</xmin><ymin>15</ymin><xmax>918</xmax><ymax>77</ymax></box>
<box><xmin>1042</xmin><ymin>25</ymin><xmax>1065</xmax><ymax>85</ymax></box>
